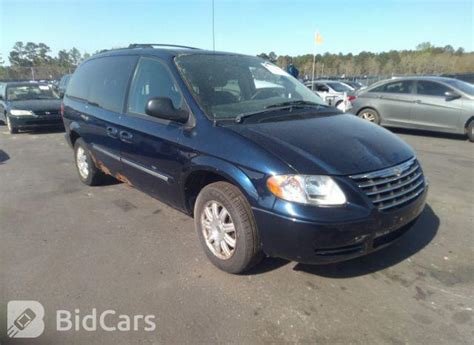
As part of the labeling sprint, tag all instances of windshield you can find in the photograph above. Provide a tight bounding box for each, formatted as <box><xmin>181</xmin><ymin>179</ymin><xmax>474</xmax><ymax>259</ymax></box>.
<box><xmin>444</xmin><ymin>79</ymin><xmax>474</xmax><ymax>96</ymax></box>
<box><xmin>175</xmin><ymin>54</ymin><xmax>325</xmax><ymax>119</ymax></box>
<box><xmin>327</xmin><ymin>82</ymin><xmax>353</xmax><ymax>92</ymax></box>
<box><xmin>6</xmin><ymin>84</ymin><xmax>59</xmax><ymax>101</ymax></box>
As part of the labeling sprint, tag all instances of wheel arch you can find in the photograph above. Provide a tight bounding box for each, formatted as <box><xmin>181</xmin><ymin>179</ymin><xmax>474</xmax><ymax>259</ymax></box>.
<box><xmin>181</xmin><ymin>157</ymin><xmax>259</xmax><ymax>216</ymax></box>
<box><xmin>464</xmin><ymin>116</ymin><xmax>474</xmax><ymax>131</ymax></box>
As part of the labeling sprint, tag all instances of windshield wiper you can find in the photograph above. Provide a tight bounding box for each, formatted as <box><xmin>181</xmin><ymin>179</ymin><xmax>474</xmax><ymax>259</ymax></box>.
<box><xmin>235</xmin><ymin>101</ymin><xmax>329</xmax><ymax>123</ymax></box>
<box><xmin>265</xmin><ymin>100</ymin><xmax>324</xmax><ymax>109</ymax></box>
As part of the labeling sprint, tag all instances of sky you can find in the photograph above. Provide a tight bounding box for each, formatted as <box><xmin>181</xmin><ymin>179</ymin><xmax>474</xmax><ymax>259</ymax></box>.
<box><xmin>0</xmin><ymin>0</ymin><xmax>473</xmax><ymax>64</ymax></box>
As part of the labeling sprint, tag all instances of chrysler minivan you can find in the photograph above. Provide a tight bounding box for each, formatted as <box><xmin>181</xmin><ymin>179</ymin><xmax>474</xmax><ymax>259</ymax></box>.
<box><xmin>62</xmin><ymin>44</ymin><xmax>428</xmax><ymax>273</ymax></box>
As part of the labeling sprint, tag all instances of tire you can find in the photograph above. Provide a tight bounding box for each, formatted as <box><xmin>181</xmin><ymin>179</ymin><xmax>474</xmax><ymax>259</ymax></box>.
<box><xmin>74</xmin><ymin>138</ymin><xmax>104</xmax><ymax>186</ymax></box>
<box><xmin>358</xmin><ymin>108</ymin><xmax>381</xmax><ymax>125</ymax></box>
<box><xmin>6</xmin><ymin>116</ymin><xmax>18</xmax><ymax>134</ymax></box>
<box><xmin>467</xmin><ymin>120</ymin><xmax>474</xmax><ymax>142</ymax></box>
<box><xmin>194</xmin><ymin>181</ymin><xmax>263</xmax><ymax>274</ymax></box>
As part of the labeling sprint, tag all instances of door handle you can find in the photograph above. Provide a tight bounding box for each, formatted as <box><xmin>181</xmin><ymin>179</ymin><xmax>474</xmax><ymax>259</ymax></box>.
<box><xmin>106</xmin><ymin>126</ymin><xmax>118</xmax><ymax>138</ymax></box>
<box><xmin>119</xmin><ymin>130</ymin><xmax>133</xmax><ymax>143</ymax></box>
<box><xmin>414</xmin><ymin>100</ymin><xmax>422</xmax><ymax>104</ymax></box>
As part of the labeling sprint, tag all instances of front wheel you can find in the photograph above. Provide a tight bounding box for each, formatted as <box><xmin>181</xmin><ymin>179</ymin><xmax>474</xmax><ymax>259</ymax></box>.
<box><xmin>6</xmin><ymin>116</ymin><xmax>18</xmax><ymax>134</ymax></box>
<box><xmin>194</xmin><ymin>182</ymin><xmax>263</xmax><ymax>274</ymax></box>
<box><xmin>358</xmin><ymin>108</ymin><xmax>381</xmax><ymax>125</ymax></box>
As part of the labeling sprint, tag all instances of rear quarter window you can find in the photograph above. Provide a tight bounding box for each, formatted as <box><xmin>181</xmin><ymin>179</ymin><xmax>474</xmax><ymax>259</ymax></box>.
<box><xmin>66</xmin><ymin>55</ymin><xmax>137</xmax><ymax>113</ymax></box>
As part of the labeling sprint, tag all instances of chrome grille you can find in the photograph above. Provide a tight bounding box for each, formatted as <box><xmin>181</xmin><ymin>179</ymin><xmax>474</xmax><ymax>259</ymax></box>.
<box><xmin>350</xmin><ymin>157</ymin><xmax>425</xmax><ymax>211</ymax></box>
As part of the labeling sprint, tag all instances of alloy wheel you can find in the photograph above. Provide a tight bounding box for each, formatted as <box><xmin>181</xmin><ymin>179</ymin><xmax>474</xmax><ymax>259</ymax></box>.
<box><xmin>360</xmin><ymin>111</ymin><xmax>376</xmax><ymax>122</ymax></box>
<box><xmin>201</xmin><ymin>201</ymin><xmax>237</xmax><ymax>260</ymax></box>
<box><xmin>76</xmin><ymin>147</ymin><xmax>90</xmax><ymax>179</ymax></box>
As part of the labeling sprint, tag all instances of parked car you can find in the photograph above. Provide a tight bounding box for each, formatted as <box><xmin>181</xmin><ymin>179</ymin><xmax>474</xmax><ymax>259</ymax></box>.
<box><xmin>341</xmin><ymin>80</ymin><xmax>366</xmax><ymax>90</ymax></box>
<box><xmin>62</xmin><ymin>44</ymin><xmax>427</xmax><ymax>273</ymax></box>
<box><xmin>304</xmin><ymin>80</ymin><xmax>354</xmax><ymax>111</ymax></box>
<box><xmin>0</xmin><ymin>81</ymin><xmax>63</xmax><ymax>134</ymax></box>
<box><xmin>58</xmin><ymin>74</ymin><xmax>72</xmax><ymax>97</ymax></box>
<box><xmin>352</xmin><ymin>77</ymin><xmax>474</xmax><ymax>142</ymax></box>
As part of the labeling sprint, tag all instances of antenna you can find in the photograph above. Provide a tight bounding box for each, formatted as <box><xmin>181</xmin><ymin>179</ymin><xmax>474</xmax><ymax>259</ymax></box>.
<box><xmin>212</xmin><ymin>0</ymin><xmax>215</xmax><ymax>51</ymax></box>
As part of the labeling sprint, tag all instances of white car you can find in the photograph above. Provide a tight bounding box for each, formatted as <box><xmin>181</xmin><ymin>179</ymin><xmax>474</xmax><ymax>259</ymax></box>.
<box><xmin>304</xmin><ymin>80</ymin><xmax>355</xmax><ymax>111</ymax></box>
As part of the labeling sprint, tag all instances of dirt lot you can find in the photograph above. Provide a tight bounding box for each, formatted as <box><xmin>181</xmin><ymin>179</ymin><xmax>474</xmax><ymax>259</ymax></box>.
<box><xmin>0</xmin><ymin>126</ymin><xmax>473</xmax><ymax>344</ymax></box>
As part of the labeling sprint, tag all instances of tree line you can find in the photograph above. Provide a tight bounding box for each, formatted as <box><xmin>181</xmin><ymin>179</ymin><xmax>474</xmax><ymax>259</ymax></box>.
<box><xmin>259</xmin><ymin>42</ymin><xmax>474</xmax><ymax>79</ymax></box>
<box><xmin>0</xmin><ymin>42</ymin><xmax>91</xmax><ymax>81</ymax></box>
<box><xmin>0</xmin><ymin>41</ymin><xmax>473</xmax><ymax>81</ymax></box>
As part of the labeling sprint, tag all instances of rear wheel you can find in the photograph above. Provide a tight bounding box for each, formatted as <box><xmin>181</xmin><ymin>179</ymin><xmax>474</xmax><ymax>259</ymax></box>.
<box><xmin>6</xmin><ymin>116</ymin><xmax>18</xmax><ymax>134</ymax></box>
<box><xmin>194</xmin><ymin>182</ymin><xmax>263</xmax><ymax>274</ymax></box>
<box><xmin>358</xmin><ymin>108</ymin><xmax>380</xmax><ymax>125</ymax></box>
<box><xmin>74</xmin><ymin>138</ymin><xmax>104</xmax><ymax>186</ymax></box>
<box><xmin>467</xmin><ymin>120</ymin><xmax>474</xmax><ymax>142</ymax></box>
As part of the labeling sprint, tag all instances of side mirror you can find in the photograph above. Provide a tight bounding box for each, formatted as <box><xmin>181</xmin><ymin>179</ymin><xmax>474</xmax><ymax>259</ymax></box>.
<box><xmin>145</xmin><ymin>97</ymin><xmax>189</xmax><ymax>123</ymax></box>
<box><xmin>445</xmin><ymin>91</ymin><xmax>461</xmax><ymax>101</ymax></box>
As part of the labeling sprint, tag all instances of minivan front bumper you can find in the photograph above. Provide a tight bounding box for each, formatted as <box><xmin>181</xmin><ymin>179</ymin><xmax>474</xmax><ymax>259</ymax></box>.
<box><xmin>253</xmin><ymin>187</ymin><xmax>427</xmax><ymax>264</ymax></box>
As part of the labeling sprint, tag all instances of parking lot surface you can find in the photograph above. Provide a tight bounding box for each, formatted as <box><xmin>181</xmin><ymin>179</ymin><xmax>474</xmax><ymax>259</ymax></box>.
<box><xmin>1</xmin><ymin>127</ymin><xmax>473</xmax><ymax>344</ymax></box>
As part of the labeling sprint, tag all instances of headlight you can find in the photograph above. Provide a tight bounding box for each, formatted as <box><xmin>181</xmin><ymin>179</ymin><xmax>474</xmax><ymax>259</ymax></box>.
<box><xmin>10</xmin><ymin>110</ymin><xmax>34</xmax><ymax>116</ymax></box>
<box><xmin>267</xmin><ymin>175</ymin><xmax>346</xmax><ymax>206</ymax></box>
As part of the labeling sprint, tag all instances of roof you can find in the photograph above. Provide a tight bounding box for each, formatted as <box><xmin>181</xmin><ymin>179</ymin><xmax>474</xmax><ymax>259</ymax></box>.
<box><xmin>91</xmin><ymin>44</ymin><xmax>245</xmax><ymax>61</ymax></box>
<box><xmin>390</xmin><ymin>76</ymin><xmax>460</xmax><ymax>82</ymax></box>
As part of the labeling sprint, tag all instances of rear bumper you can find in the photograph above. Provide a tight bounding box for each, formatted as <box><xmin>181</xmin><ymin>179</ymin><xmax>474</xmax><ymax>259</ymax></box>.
<box><xmin>9</xmin><ymin>115</ymin><xmax>63</xmax><ymax>129</ymax></box>
<box><xmin>253</xmin><ymin>187</ymin><xmax>427</xmax><ymax>264</ymax></box>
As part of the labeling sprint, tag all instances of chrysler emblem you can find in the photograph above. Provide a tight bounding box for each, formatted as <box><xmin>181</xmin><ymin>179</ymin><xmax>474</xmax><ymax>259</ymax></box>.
<box><xmin>45</xmin><ymin>111</ymin><xmax>50</xmax><ymax>115</ymax></box>
<box><xmin>393</xmin><ymin>167</ymin><xmax>402</xmax><ymax>176</ymax></box>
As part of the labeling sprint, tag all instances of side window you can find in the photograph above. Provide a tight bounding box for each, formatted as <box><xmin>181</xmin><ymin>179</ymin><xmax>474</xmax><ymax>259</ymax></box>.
<box><xmin>370</xmin><ymin>84</ymin><xmax>386</xmax><ymax>93</ymax></box>
<box><xmin>66</xmin><ymin>56</ymin><xmax>137</xmax><ymax>113</ymax></box>
<box><xmin>316</xmin><ymin>84</ymin><xmax>329</xmax><ymax>92</ymax></box>
<box><xmin>127</xmin><ymin>58</ymin><xmax>183</xmax><ymax>115</ymax></box>
<box><xmin>384</xmin><ymin>81</ymin><xmax>414</xmax><ymax>94</ymax></box>
<box><xmin>65</xmin><ymin>63</ymin><xmax>93</xmax><ymax>100</ymax></box>
<box><xmin>417</xmin><ymin>81</ymin><xmax>451</xmax><ymax>97</ymax></box>
<box><xmin>88</xmin><ymin>56</ymin><xmax>137</xmax><ymax>112</ymax></box>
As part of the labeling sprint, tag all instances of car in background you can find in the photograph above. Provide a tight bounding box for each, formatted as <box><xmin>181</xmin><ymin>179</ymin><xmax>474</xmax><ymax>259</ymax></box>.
<box><xmin>62</xmin><ymin>44</ymin><xmax>427</xmax><ymax>273</ymax></box>
<box><xmin>341</xmin><ymin>80</ymin><xmax>366</xmax><ymax>90</ymax></box>
<box><xmin>352</xmin><ymin>77</ymin><xmax>474</xmax><ymax>142</ymax></box>
<box><xmin>0</xmin><ymin>81</ymin><xmax>63</xmax><ymax>134</ymax></box>
<box><xmin>58</xmin><ymin>74</ymin><xmax>72</xmax><ymax>97</ymax></box>
<box><xmin>304</xmin><ymin>80</ymin><xmax>355</xmax><ymax>111</ymax></box>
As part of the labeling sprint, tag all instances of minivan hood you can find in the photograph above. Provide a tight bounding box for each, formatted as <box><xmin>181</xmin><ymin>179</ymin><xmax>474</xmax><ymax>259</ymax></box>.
<box><xmin>227</xmin><ymin>114</ymin><xmax>415</xmax><ymax>175</ymax></box>
<box><xmin>8</xmin><ymin>99</ymin><xmax>61</xmax><ymax>112</ymax></box>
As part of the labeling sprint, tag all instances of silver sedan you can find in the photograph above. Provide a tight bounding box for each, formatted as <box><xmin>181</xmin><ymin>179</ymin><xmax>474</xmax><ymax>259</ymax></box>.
<box><xmin>351</xmin><ymin>77</ymin><xmax>474</xmax><ymax>142</ymax></box>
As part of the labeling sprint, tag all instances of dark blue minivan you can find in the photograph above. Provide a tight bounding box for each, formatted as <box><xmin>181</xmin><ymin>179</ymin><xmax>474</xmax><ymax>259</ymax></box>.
<box><xmin>62</xmin><ymin>44</ymin><xmax>428</xmax><ymax>273</ymax></box>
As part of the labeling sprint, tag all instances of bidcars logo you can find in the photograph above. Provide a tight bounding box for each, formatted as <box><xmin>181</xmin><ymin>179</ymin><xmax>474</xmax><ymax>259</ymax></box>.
<box><xmin>6</xmin><ymin>300</ymin><xmax>156</xmax><ymax>338</ymax></box>
<box><xmin>7</xmin><ymin>301</ymin><xmax>45</xmax><ymax>338</ymax></box>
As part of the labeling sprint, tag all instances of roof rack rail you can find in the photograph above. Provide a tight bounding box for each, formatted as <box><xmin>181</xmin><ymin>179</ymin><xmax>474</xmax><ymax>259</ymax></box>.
<box><xmin>128</xmin><ymin>43</ymin><xmax>200</xmax><ymax>50</ymax></box>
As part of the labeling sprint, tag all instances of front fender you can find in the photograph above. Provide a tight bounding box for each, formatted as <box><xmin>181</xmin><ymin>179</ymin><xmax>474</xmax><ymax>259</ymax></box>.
<box><xmin>181</xmin><ymin>155</ymin><xmax>263</xmax><ymax>206</ymax></box>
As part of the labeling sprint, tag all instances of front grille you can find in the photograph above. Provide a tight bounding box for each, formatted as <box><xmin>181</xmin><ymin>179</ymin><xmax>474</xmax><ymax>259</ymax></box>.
<box><xmin>350</xmin><ymin>157</ymin><xmax>425</xmax><ymax>211</ymax></box>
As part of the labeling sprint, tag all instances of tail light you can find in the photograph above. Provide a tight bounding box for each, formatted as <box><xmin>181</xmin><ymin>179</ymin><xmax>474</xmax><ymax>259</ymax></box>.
<box><xmin>347</xmin><ymin>95</ymin><xmax>357</xmax><ymax>103</ymax></box>
<box><xmin>60</xmin><ymin>102</ymin><xmax>64</xmax><ymax>117</ymax></box>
